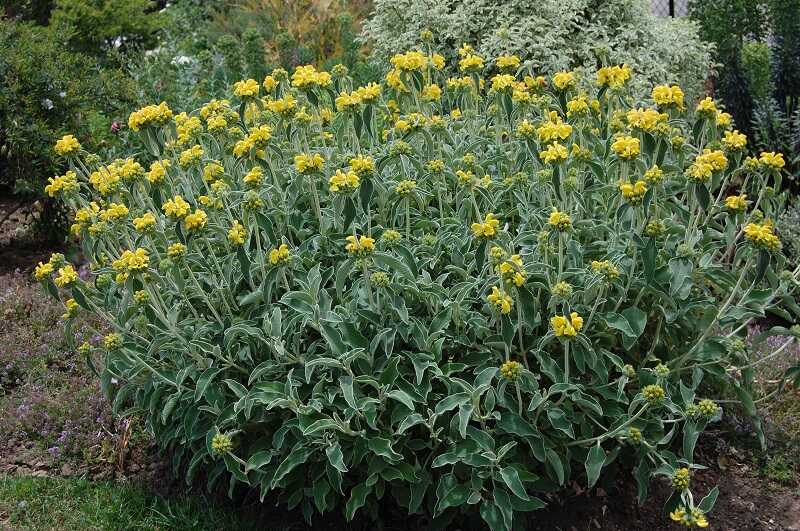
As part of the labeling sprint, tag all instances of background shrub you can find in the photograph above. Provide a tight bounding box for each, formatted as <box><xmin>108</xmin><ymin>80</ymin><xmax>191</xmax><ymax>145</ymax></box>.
<box><xmin>361</xmin><ymin>0</ymin><xmax>715</xmax><ymax>99</ymax></box>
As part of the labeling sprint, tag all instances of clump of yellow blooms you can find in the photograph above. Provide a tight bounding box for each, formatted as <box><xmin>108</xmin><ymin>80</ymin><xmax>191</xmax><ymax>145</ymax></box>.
<box><xmin>496</xmin><ymin>54</ymin><xmax>521</xmax><ymax>71</ymax></box>
<box><xmin>537</xmin><ymin>112</ymin><xmax>573</xmax><ymax>143</ymax></box>
<box><xmin>670</xmin><ymin>507</ymin><xmax>709</xmax><ymax>528</ymax></box>
<box><xmin>498</xmin><ymin>255</ymin><xmax>526</xmax><ymax>287</ymax></box>
<box><xmin>685</xmin><ymin>149</ymin><xmax>728</xmax><ymax>183</ymax></box>
<box><xmin>45</xmin><ymin>170</ymin><xmax>79</xmax><ymax>197</ymax></box>
<box><xmin>626</xmin><ymin>108</ymin><xmax>667</xmax><ymax>132</ymax></box>
<box><xmin>591</xmin><ymin>260</ymin><xmax>620</xmax><ymax>281</ymax></box>
<box><xmin>329</xmin><ymin>169</ymin><xmax>361</xmax><ymax>194</ymax></box>
<box><xmin>551</xmin><ymin>281</ymin><xmax>572</xmax><ymax>299</ymax></box>
<box><xmin>54</xmin><ymin>134</ymin><xmax>82</xmax><ymax>156</ymax></box>
<box><xmin>548</xmin><ymin>209</ymin><xmax>572</xmax><ymax>231</ymax></box>
<box><xmin>611</xmin><ymin>135</ymin><xmax>640</xmax><ymax>160</ymax></box>
<box><xmin>148</xmin><ymin>160</ymin><xmax>171</xmax><ymax>184</ymax></box>
<box><xmin>596</xmin><ymin>64</ymin><xmax>631</xmax><ymax>88</ymax></box>
<box><xmin>112</xmin><ymin>248</ymin><xmax>149</xmax><ymax>282</ymax></box>
<box><xmin>211</xmin><ymin>432</ymin><xmax>233</xmax><ymax>455</ymax></box>
<box><xmin>233</xmin><ymin>78</ymin><xmax>260</xmax><ymax>98</ymax></box>
<box><xmin>294</xmin><ymin>153</ymin><xmax>325</xmax><ymax>174</ymax></box>
<box><xmin>672</xmin><ymin>468</ymin><xmax>691</xmax><ymax>491</ymax></box>
<box><xmin>345</xmin><ymin>234</ymin><xmax>375</xmax><ymax>257</ymax></box>
<box><xmin>619</xmin><ymin>180</ymin><xmax>648</xmax><ymax>205</ymax></box>
<box><xmin>642</xmin><ymin>384</ymin><xmax>666</xmax><ymax>404</ymax></box>
<box><xmin>651</xmin><ymin>84</ymin><xmax>685</xmax><ymax>110</ymax></box>
<box><xmin>167</xmin><ymin>242</ymin><xmax>186</xmax><ymax>259</ymax></box>
<box><xmin>471</xmin><ymin>213</ymin><xmax>501</xmax><ymax>239</ymax></box>
<box><xmin>128</xmin><ymin>102</ymin><xmax>173</xmax><ymax>131</ymax></box>
<box><xmin>500</xmin><ymin>360</ymin><xmax>523</xmax><ymax>381</ymax></box>
<box><xmin>724</xmin><ymin>194</ymin><xmax>748</xmax><ymax>212</ymax></box>
<box><xmin>759</xmin><ymin>151</ymin><xmax>785</xmax><ymax>170</ymax></box>
<box><xmin>695</xmin><ymin>97</ymin><xmax>717</xmax><ymax>116</ymax></box>
<box><xmin>269</xmin><ymin>244</ymin><xmax>292</xmax><ymax>265</ymax></box>
<box><xmin>228</xmin><ymin>220</ymin><xmax>246</xmax><ymax>245</ymax></box>
<box><xmin>540</xmin><ymin>142</ymin><xmax>569</xmax><ymax>164</ymax></box>
<box><xmin>395</xmin><ymin>179</ymin><xmax>417</xmax><ymax>196</ymax></box>
<box><xmin>644</xmin><ymin>165</ymin><xmax>664</xmax><ymax>185</ymax></box>
<box><xmin>458</xmin><ymin>53</ymin><xmax>485</xmax><ymax>73</ymax></box>
<box><xmin>183</xmin><ymin>209</ymin><xmax>208</xmax><ymax>231</ymax></box>
<box><xmin>179</xmin><ymin>145</ymin><xmax>204</xmax><ymax>167</ymax></box>
<box><xmin>243</xmin><ymin>166</ymin><xmax>264</xmax><ymax>188</ymax></box>
<box><xmin>290</xmin><ymin>65</ymin><xmax>332</xmax><ymax>89</ymax></box>
<box><xmin>390</xmin><ymin>50</ymin><xmax>428</xmax><ymax>72</ymax></box>
<box><xmin>552</xmin><ymin>71</ymin><xmax>576</xmax><ymax>90</ymax></box>
<box><xmin>54</xmin><ymin>264</ymin><xmax>79</xmax><ymax>287</ymax></box>
<box><xmin>490</xmin><ymin>74</ymin><xmax>516</xmax><ymax>93</ymax></box>
<box><xmin>722</xmin><ymin>130</ymin><xmax>747</xmax><ymax>151</ymax></box>
<box><xmin>744</xmin><ymin>220</ymin><xmax>781</xmax><ymax>251</ymax></box>
<box><xmin>487</xmin><ymin>286</ymin><xmax>513</xmax><ymax>314</ymax></box>
<box><xmin>162</xmin><ymin>195</ymin><xmax>191</xmax><ymax>219</ymax></box>
<box><xmin>381</xmin><ymin>229</ymin><xmax>401</xmax><ymax>243</ymax></box>
<box><xmin>551</xmin><ymin>312</ymin><xmax>584</xmax><ymax>337</ymax></box>
<box><xmin>133</xmin><ymin>212</ymin><xmax>157</xmax><ymax>232</ymax></box>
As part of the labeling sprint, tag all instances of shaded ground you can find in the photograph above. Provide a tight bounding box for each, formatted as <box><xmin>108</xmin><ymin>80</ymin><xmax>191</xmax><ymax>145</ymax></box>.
<box><xmin>0</xmin><ymin>205</ymin><xmax>798</xmax><ymax>530</ymax></box>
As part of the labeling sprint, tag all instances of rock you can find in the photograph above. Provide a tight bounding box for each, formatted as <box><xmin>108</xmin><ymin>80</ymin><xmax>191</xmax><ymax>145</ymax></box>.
<box><xmin>60</xmin><ymin>463</ymin><xmax>73</xmax><ymax>476</ymax></box>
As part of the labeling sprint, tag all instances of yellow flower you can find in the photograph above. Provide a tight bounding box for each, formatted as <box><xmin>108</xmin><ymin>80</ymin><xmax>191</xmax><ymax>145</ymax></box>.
<box><xmin>695</xmin><ymin>96</ymin><xmax>717</xmax><ymax>115</ymax></box>
<box><xmin>672</xmin><ymin>468</ymin><xmax>690</xmax><ymax>491</ymax></box>
<box><xmin>62</xmin><ymin>298</ymin><xmax>79</xmax><ymax>319</ymax></box>
<box><xmin>45</xmin><ymin>170</ymin><xmax>79</xmax><ymax>197</ymax></box>
<box><xmin>162</xmin><ymin>195</ymin><xmax>191</xmax><ymax>219</ymax></box>
<box><xmin>596</xmin><ymin>64</ymin><xmax>631</xmax><ymax>88</ymax></box>
<box><xmin>266</xmin><ymin>94</ymin><xmax>297</xmax><ymax>115</ymax></box>
<box><xmin>591</xmin><ymin>260</ymin><xmax>620</xmax><ymax>281</ymax></box>
<box><xmin>335</xmin><ymin>91</ymin><xmax>362</xmax><ymax>112</ymax></box>
<box><xmin>203</xmin><ymin>161</ymin><xmax>224</xmax><ymax>183</ymax></box>
<box><xmin>183</xmin><ymin>209</ymin><xmax>208</xmax><ymax>231</ymax></box>
<box><xmin>725</xmin><ymin>194</ymin><xmax>748</xmax><ymax>212</ymax></box>
<box><xmin>619</xmin><ymin>180</ymin><xmax>648</xmax><ymax>205</ymax></box>
<box><xmin>345</xmin><ymin>234</ymin><xmax>375</xmax><ymax>256</ymax></box>
<box><xmin>54</xmin><ymin>134</ymin><xmax>81</xmax><ymax>156</ymax></box>
<box><xmin>228</xmin><ymin>220</ymin><xmax>246</xmax><ymax>245</ymax></box>
<box><xmin>551</xmin><ymin>312</ymin><xmax>583</xmax><ymax>337</ymax></box>
<box><xmin>566</xmin><ymin>95</ymin><xmax>590</xmax><ymax>117</ymax></box>
<box><xmin>381</xmin><ymin>229</ymin><xmax>401</xmax><ymax>243</ymax></box>
<box><xmin>722</xmin><ymin>130</ymin><xmax>747</xmax><ymax>151</ymax></box>
<box><xmin>744</xmin><ymin>220</ymin><xmax>781</xmax><ymax>251</ymax></box>
<box><xmin>421</xmin><ymin>84</ymin><xmax>442</xmax><ymax>101</ymax></box>
<box><xmin>395</xmin><ymin>179</ymin><xmax>417</xmax><ymax>196</ymax></box>
<box><xmin>179</xmin><ymin>144</ymin><xmax>203</xmax><ymax>166</ymax></box>
<box><xmin>294</xmin><ymin>153</ymin><xmax>325</xmax><ymax>174</ymax></box>
<box><xmin>262</xmin><ymin>75</ymin><xmax>278</xmax><ymax>92</ymax></box>
<box><xmin>498</xmin><ymin>255</ymin><xmax>526</xmax><ymax>287</ymax></box>
<box><xmin>537</xmin><ymin>112</ymin><xmax>572</xmax><ymax>143</ymax></box>
<box><xmin>34</xmin><ymin>261</ymin><xmax>55</xmax><ymax>281</ymax></box>
<box><xmin>269</xmin><ymin>243</ymin><xmax>292</xmax><ymax>265</ymax></box>
<box><xmin>349</xmin><ymin>156</ymin><xmax>375</xmax><ymax>176</ymax></box>
<box><xmin>354</xmin><ymin>83</ymin><xmax>381</xmax><ymax>103</ymax></box>
<box><xmin>611</xmin><ymin>135</ymin><xmax>640</xmax><ymax>160</ymax></box>
<box><xmin>329</xmin><ymin>169</ymin><xmax>361</xmax><ymax>194</ymax></box>
<box><xmin>128</xmin><ymin>102</ymin><xmax>173</xmax><ymax>131</ymax></box>
<box><xmin>759</xmin><ymin>151</ymin><xmax>785</xmax><ymax>170</ymax></box>
<box><xmin>500</xmin><ymin>360</ymin><xmax>523</xmax><ymax>381</ymax></box>
<box><xmin>548</xmin><ymin>209</ymin><xmax>572</xmax><ymax>231</ymax></box>
<box><xmin>642</xmin><ymin>384</ymin><xmax>665</xmax><ymax>404</ymax></box>
<box><xmin>490</xmin><ymin>74</ymin><xmax>516</xmax><ymax>93</ymax></box>
<box><xmin>552</xmin><ymin>71</ymin><xmax>576</xmax><ymax>90</ymax></box>
<box><xmin>626</xmin><ymin>108</ymin><xmax>666</xmax><ymax>131</ymax></box>
<box><xmin>390</xmin><ymin>50</ymin><xmax>428</xmax><ymax>72</ymax></box>
<box><xmin>99</xmin><ymin>202</ymin><xmax>129</xmax><ymax>222</ymax></box>
<box><xmin>516</xmin><ymin>119</ymin><xmax>537</xmax><ymax>139</ymax></box>
<box><xmin>290</xmin><ymin>65</ymin><xmax>332</xmax><ymax>89</ymax></box>
<box><xmin>132</xmin><ymin>212</ymin><xmax>157</xmax><ymax>232</ymax></box>
<box><xmin>386</xmin><ymin>69</ymin><xmax>408</xmax><ymax>92</ymax></box>
<box><xmin>540</xmin><ymin>142</ymin><xmax>569</xmax><ymax>164</ymax></box>
<box><xmin>54</xmin><ymin>265</ymin><xmax>79</xmax><ymax>287</ymax></box>
<box><xmin>167</xmin><ymin>242</ymin><xmax>186</xmax><ymax>259</ymax></box>
<box><xmin>715</xmin><ymin>110</ymin><xmax>732</xmax><ymax>128</ymax></box>
<box><xmin>496</xmin><ymin>55</ymin><xmax>521</xmax><ymax>71</ymax></box>
<box><xmin>487</xmin><ymin>286</ymin><xmax>513</xmax><ymax>314</ymax></box>
<box><xmin>458</xmin><ymin>53</ymin><xmax>484</xmax><ymax>72</ymax></box>
<box><xmin>233</xmin><ymin>78</ymin><xmax>260</xmax><ymax>98</ymax></box>
<box><xmin>148</xmin><ymin>160</ymin><xmax>171</xmax><ymax>184</ymax></box>
<box><xmin>644</xmin><ymin>165</ymin><xmax>664</xmax><ymax>185</ymax></box>
<box><xmin>651</xmin><ymin>85</ymin><xmax>685</xmax><ymax>110</ymax></box>
<box><xmin>243</xmin><ymin>166</ymin><xmax>264</xmax><ymax>188</ymax></box>
<box><xmin>471</xmin><ymin>213</ymin><xmax>501</xmax><ymax>239</ymax></box>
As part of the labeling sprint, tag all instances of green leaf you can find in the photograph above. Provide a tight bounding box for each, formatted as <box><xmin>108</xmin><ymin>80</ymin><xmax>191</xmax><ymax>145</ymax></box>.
<box><xmin>584</xmin><ymin>443</ymin><xmax>606</xmax><ymax>488</ymax></box>
<box><xmin>270</xmin><ymin>444</ymin><xmax>312</xmax><ymax>488</ymax></box>
<box><xmin>325</xmin><ymin>442</ymin><xmax>348</xmax><ymax>473</ymax></box>
<box><xmin>697</xmin><ymin>486</ymin><xmax>719</xmax><ymax>513</ymax></box>
<box><xmin>434</xmin><ymin>392</ymin><xmax>470</xmax><ymax>414</ymax></box>
<box><xmin>345</xmin><ymin>482</ymin><xmax>370</xmax><ymax>520</ymax></box>
<box><xmin>194</xmin><ymin>368</ymin><xmax>223</xmax><ymax>402</ymax></box>
<box><xmin>372</xmin><ymin>252</ymin><xmax>414</xmax><ymax>281</ymax></box>
<box><xmin>367</xmin><ymin>437</ymin><xmax>403</xmax><ymax>461</ymax></box>
<box><xmin>245</xmin><ymin>450</ymin><xmax>273</xmax><ymax>473</ymax></box>
<box><xmin>387</xmin><ymin>389</ymin><xmax>415</xmax><ymax>411</ymax></box>
<box><xmin>499</xmin><ymin>467</ymin><xmax>529</xmax><ymax>500</ymax></box>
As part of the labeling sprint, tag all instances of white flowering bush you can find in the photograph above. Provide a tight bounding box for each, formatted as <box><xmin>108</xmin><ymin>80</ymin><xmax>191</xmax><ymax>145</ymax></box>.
<box><xmin>362</xmin><ymin>0</ymin><xmax>715</xmax><ymax>100</ymax></box>
<box><xmin>39</xmin><ymin>52</ymin><xmax>799</xmax><ymax>529</ymax></box>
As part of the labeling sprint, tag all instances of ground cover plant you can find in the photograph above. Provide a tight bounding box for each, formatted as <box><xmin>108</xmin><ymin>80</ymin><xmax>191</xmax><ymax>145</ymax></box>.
<box><xmin>38</xmin><ymin>48</ymin><xmax>799</xmax><ymax>529</ymax></box>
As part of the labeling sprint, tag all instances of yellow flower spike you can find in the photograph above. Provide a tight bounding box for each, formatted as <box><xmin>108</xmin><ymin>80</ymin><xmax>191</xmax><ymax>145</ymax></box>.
<box><xmin>552</xmin><ymin>71</ymin><xmax>576</xmax><ymax>90</ymax></box>
<box><xmin>759</xmin><ymin>151</ymin><xmax>785</xmax><ymax>170</ymax></box>
<box><xmin>744</xmin><ymin>220</ymin><xmax>781</xmax><ymax>251</ymax></box>
<box><xmin>162</xmin><ymin>195</ymin><xmax>191</xmax><ymax>219</ymax></box>
<box><xmin>269</xmin><ymin>243</ymin><xmax>292</xmax><ymax>265</ymax></box>
<box><xmin>652</xmin><ymin>84</ymin><xmax>685</xmax><ymax>110</ymax></box>
<box><xmin>233</xmin><ymin>78</ymin><xmax>260</xmax><ymax>98</ymax></box>
<box><xmin>183</xmin><ymin>209</ymin><xmax>208</xmax><ymax>232</ymax></box>
<box><xmin>132</xmin><ymin>212</ymin><xmax>157</xmax><ymax>232</ymax></box>
<box><xmin>128</xmin><ymin>102</ymin><xmax>173</xmax><ymax>131</ymax></box>
<box><xmin>695</xmin><ymin>96</ymin><xmax>717</xmax><ymax>116</ymax></box>
<box><xmin>724</xmin><ymin>194</ymin><xmax>748</xmax><ymax>212</ymax></box>
<box><xmin>471</xmin><ymin>213</ymin><xmax>501</xmax><ymax>239</ymax></box>
<box><xmin>540</xmin><ymin>142</ymin><xmax>569</xmax><ymax>164</ymax></box>
<box><xmin>349</xmin><ymin>156</ymin><xmax>375</xmax><ymax>176</ymax></box>
<box><xmin>458</xmin><ymin>53</ymin><xmax>484</xmax><ymax>73</ymax></box>
<box><xmin>551</xmin><ymin>312</ymin><xmax>583</xmax><ymax>338</ymax></box>
<box><xmin>148</xmin><ymin>160</ymin><xmax>171</xmax><ymax>184</ymax></box>
<box><xmin>611</xmin><ymin>135</ymin><xmax>640</xmax><ymax>160</ymax></box>
<box><xmin>421</xmin><ymin>84</ymin><xmax>442</xmax><ymax>101</ymax></box>
<box><xmin>490</xmin><ymin>74</ymin><xmax>516</xmax><ymax>93</ymax></box>
<box><xmin>34</xmin><ymin>262</ymin><xmax>55</xmax><ymax>281</ymax></box>
<box><xmin>294</xmin><ymin>153</ymin><xmax>325</xmax><ymax>174</ymax></box>
<box><xmin>179</xmin><ymin>144</ymin><xmax>204</xmax><ymax>167</ymax></box>
<box><xmin>345</xmin><ymin>235</ymin><xmax>375</xmax><ymax>257</ymax></box>
<box><xmin>619</xmin><ymin>180</ymin><xmax>648</xmax><ymax>205</ymax></box>
<box><xmin>596</xmin><ymin>64</ymin><xmax>631</xmax><ymax>88</ymax></box>
<box><xmin>496</xmin><ymin>55</ymin><xmax>521</xmax><ymax>71</ymax></box>
<box><xmin>243</xmin><ymin>166</ymin><xmax>264</xmax><ymax>188</ymax></box>
<box><xmin>290</xmin><ymin>65</ymin><xmax>332</xmax><ymax>89</ymax></box>
<box><xmin>329</xmin><ymin>169</ymin><xmax>361</xmax><ymax>194</ymax></box>
<box><xmin>487</xmin><ymin>286</ymin><xmax>513</xmax><ymax>314</ymax></box>
<box><xmin>722</xmin><ymin>130</ymin><xmax>747</xmax><ymax>151</ymax></box>
<box><xmin>54</xmin><ymin>134</ymin><xmax>82</xmax><ymax>156</ymax></box>
<box><xmin>548</xmin><ymin>209</ymin><xmax>572</xmax><ymax>231</ymax></box>
<box><xmin>54</xmin><ymin>265</ymin><xmax>79</xmax><ymax>287</ymax></box>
